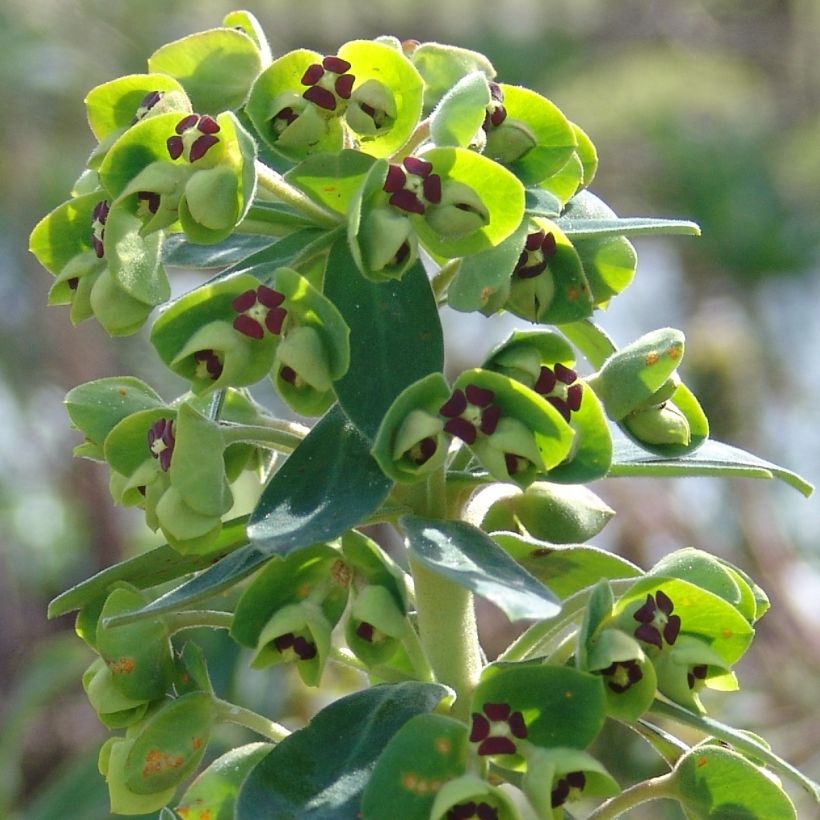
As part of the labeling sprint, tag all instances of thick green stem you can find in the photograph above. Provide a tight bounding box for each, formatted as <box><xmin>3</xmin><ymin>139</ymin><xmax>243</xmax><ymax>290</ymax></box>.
<box><xmin>586</xmin><ymin>772</ymin><xmax>676</xmax><ymax>819</ymax></box>
<box><xmin>166</xmin><ymin>609</ymin><xmax>234</xmax><ymax>633</ymax></box>
<box><xmin>255</xmin><ymin>161</ymin><xmax>342</xmax><ymax>229</ymax></box>
<box><xmin>213</xmin><ymin>698</ymin><xmax>291</xmax><ymax>743</ymax></box>
<box><xmin>220</xmin><ymin>420</ymin><xmax>308</xmax><ymax>453</ymax></box>
<box><xmin>407</xmin><ymin>467</ymin><xmax>482</xmax><ymax>719</ymax></box>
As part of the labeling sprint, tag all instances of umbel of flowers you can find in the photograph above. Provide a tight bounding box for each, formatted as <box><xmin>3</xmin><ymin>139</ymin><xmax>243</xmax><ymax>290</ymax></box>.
<box><xmin>31</xmin><ymin>10</ymin><xmax>816</xmax><ymax>820</ymax></box>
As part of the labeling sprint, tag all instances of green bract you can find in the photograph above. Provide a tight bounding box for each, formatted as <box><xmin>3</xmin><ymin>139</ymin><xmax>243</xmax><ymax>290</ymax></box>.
<box><xmin>33</xmin><ymin>17</ymin><xmax>817</xmax><ymax>820</ymax></box>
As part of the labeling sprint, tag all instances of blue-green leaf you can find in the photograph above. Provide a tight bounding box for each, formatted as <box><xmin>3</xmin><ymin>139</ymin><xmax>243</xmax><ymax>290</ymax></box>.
<box><xmin>401</xmin><ymin>515</ymin><xmax>560</xmax><ymax>621</ymax></box>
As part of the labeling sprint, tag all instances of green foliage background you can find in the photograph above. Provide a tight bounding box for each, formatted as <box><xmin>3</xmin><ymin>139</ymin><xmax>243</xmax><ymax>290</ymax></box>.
<box><xmin>2</xmin><ymin>0</ymin><xmax>819</xmax><ymax>817</ymax></box>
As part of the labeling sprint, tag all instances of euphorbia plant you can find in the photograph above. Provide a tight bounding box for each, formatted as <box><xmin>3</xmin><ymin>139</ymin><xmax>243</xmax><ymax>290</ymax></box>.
<box><xmin>31</xmin><ymin>11</ymin><xmax>819</xmax><ymax>819</ymax></box>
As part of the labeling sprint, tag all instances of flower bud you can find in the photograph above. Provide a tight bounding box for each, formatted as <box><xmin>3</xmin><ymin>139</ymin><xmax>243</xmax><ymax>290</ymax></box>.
<box><xmin>623</xmin><ymin>401</ymin><xmax>691</xmax><ymax>447</ymax></box>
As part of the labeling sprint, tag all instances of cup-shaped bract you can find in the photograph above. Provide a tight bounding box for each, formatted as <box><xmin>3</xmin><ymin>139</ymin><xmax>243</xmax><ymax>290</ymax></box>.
<box><xmin>151</xmin><ymin>273</ymin><xmax>282</xmax><ymax>394</ymax></box>
<box><xmin>83</xmin><ymin>659</ymin><xmax>151</xmax><ymax>730</ymax></box>
<box><xmin>447</xmin><ymin>369</ymin><xmax>576</xmax><ymax>488</ymax></box>
<box><xmin>270</xmin><ymin>266</ymin><xmax>351</xmax><ymax>415</ymax></box>
<box><xmin>408</xmin><ymin>41</ymin><xmax>496</xmax><ymax>111</ymax></box>
<box><xmin>371</xmin><ymin>372</ymin><xmax>452</xmax><ymax>483</ymax></box>
<box><xmin>345</xmin><ymin>584</ymin><xmax>411</xmax><ymax>667</ymax></box>
<box><xmin>430</xmin><ymin>774</ymin><xmax>521</xmax><ymax>820</ymax></box>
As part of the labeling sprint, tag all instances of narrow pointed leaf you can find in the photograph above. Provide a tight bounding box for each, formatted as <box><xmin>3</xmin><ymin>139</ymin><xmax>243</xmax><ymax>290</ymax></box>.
<box><xmin>554</xmin><ymin>216</ymin><xmax>701</xmax><ymax>239</ymax></box>
<box><xmin>402</xmin><ymin>515</ymin><xmax>560</xmax><ymax>621</ymax></box>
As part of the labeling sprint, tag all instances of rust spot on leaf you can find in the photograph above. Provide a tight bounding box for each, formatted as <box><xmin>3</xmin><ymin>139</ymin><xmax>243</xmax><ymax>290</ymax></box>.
<box><xmin>564</xmin><ymin>690</ymin><xmax>573</xmax><ymax>699</ymax></box>
<box><xmin>645</xmin><ymin>351</ymin><xmax>660</xmax><ymax>366</ymax></box>
<box><xmin>434</xmin><ymin>737</ymin><xmax>452</xmax><ymax>755</ymax></box>
<box><xmin>697</xmin><ymin>755</ymin><xmax>709</xmax><ymax>768</ymax></box>
<box><xmin>566</xmin><ymin>286</ymin><xmax>579</xmax><ymax>301</ymax></box>
<box><xmin>721</xmin><ymin>628</ymin><xmax>733</xmax><ymax>639</ymax></box>
<box><xmin>401</xmin><ymin>772</ymin><xmax>418</xmax><ymax>791</ymax></box>
<box><xmin>192</xmin><ymin>736</ymin><xmax>204</xmax><ymax>750</ymax></box>
<box><xmin>142</xmin><ymin>748</ymin><xmax>185</xmax><ymax>778</ymax></box>
<box><xmin>117</xmin><ymin>388</ymin><xmax>127</xmax><ymax>397</ymax></box>
<box><xmin>331</xmin><ymin>559</ymin><xmax>352</xmax><ymax>587</ymax></box>
<box><xmin>666</xmin><ymin>344</ymin><xmax>682</xmax><ymax>360</ymax></box>
<box><xmin>109</xmin><ymin>657</ymin><xmax>136</xmax><ymax>675</ymax></box>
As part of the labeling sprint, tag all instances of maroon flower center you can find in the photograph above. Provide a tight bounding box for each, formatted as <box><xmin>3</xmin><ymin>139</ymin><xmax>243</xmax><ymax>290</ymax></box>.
<box><xmin>633</xmin><ymin>589</ymin><xmax>681</xmax><ymax>649</ymax></box>
<box><xmin>551</xmin><ymin>771</ymin><xmax>586</xmax><ymax>808</ymax></box>
<box><xmin>232</xmin><ymin>285</ymin><xmax>287</xmax><ymax>340</ymax></box>
<box><xmin>193</xmin><ymin>349</ymin><xmax>223</xmax><ymax>381</ymax></box>
<box><xmin>439</xmin><ymin>384</ymin><xmax>501</xmax><ymax>446</ymax></box>
<box><xmin>482</xmin><ymin>81</ymin><xmax>507</xmax><ymax>131</ymax></box>
<box><xmin>166</xmin><ymin>114</ymin><xmax>221</xmax><ymax>162</ymax></box>
<box><xmin>688</xmin><ymin>663</ymin><xmax>708</xmax><ymax>690</ymax></box>
<box><xmin>599</xmin><ymin>659</ymin><xmax>643</xmax><ymax>693</ymax></box>
<box><xmin>147</xmin><ymin>417</ymin><xmax>175</xmax><ymax>472</ymax></box>
<box><xmin>447</xmin><ymin>802</ymin><xmax>499</xmax><ymax>820</ymax></box>
<box><xmin>533</xmin><ymin>362</ymin><xmax>583</xmax><ymax>423</ymax></box>
<box><xmin>137</xmin><ymin>190</ymin><xmax>161</xmax><ymax>217</ymax></box>
<box><xmin>90</xmin><ymin>200</ymin><xmax>109</xmax><ymax>259</ymax></box>
<box><xmin>301</xmin><ymin>54</ymin><xmax>355</xmax><ymax>112</ymax></box>
<box><xmin>272</xmin><ymin>631</ymin><xmax>317</xmax><ymax>661</ymax></box>
<box><xmin>131</xmin><ymin>90</ymin><xmax>164</xmax><ymax>125</ymax></box>
<box><xmin>515</xmin><ymin>229</ymin><xmax>557</xmax><ymax>279</ymax></box>
<box><xmin>383</xmin><ymin>155</ymin><xmax>443</xmax><ymax>215</ymax></box>
<box><xmin>469</xmin><ymin>701</ymin><xmax>528</xmax><ymax>756</ymax></box>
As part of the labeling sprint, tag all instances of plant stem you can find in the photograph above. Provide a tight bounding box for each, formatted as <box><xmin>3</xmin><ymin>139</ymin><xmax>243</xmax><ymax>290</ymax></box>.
<box><xmin>586</xmin><ymin>772</ymin><xmax>676</xmax><ymax>819</ymax></box>
<box><xmin>213</xmin><ymin>698</ymin><xmax>291</xmax><ymax>743</ymax></box>
<box><xmin>166</xmin><ymin>609</ymin><xmax>234</xmax><ymax>633</ymax></box>
<box><xmin>255</xmin><ymin>161</ymin><xmax>342</xmax><ymax>229</ymax></box>
<box><xmin>406</xmin><ymin>467</ymin><xmax>482</xmax><ymax>720</ymax></box>
<box><xmin>220</xmin><ymin>420</ymin><xmax>309</xmax><ymax>453</ymax></box>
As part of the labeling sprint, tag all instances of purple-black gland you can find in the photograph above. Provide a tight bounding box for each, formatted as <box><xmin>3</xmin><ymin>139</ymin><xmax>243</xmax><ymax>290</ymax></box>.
<box><xmin>599</xmin><ymin>659</ymin><xmax>643</xmax><ymax>694</ymax></box>
<box><xmin>383</xmin><ymin>156</ymin><xmax>443</xmax><ymax>215</ymax></box>
<box><xmin>633</xmin><ymin>589</ymin><xmax>681</xmax><ymax>650</ymax></box>
<box><xmin>166</xmin><ymin>114</ymin><xmax>221</xmax><ymax>163</ymax></box>
<box><xmin>447</xmin><ymin>802</ymin><xmax>499</xmax><ymax>820</ymax></box>
<box><xmin>551</xmin><ymin>771</ymin><xmax>586</xmax><ymax>809</ymax></box>
<box><xmin>469</xmin><ymin>701</ymin><xmax>528</xmax><ymax>757</ymax></box>
<box><xmin>90</xmin><ymin>200</ymin><xmax>110</xmax><ymax>258</ymax></box>
<box><xmin>533</xmin><ymin>362</ymin><xmax>583</xmax><ymax>423</ymax></box>
<box><xmin>272</xmin><ymin>631</ymin><xmax>318</xmax><ymax>661</ymax></box>
<box><xmin>688</xmin><ymin>663</ymin><xmax>708</xmax><ymax>691</ymax></box>
<box><xmin>147</xmin><ymin>418</ymin><xmax>175</xmax><ymax>472</ymax></box>
<box><xmin>515</xmin><ymin>229</ymin><xmax>557</xmax><ymax>280</ymax></box>
<box><xmin>439</xmin><ymin>384</ymin><xmax>500</xmax><ymax>446</ymax></box>
<box><xmin>131</xmin><ymin>90</ymin><xmax>164</xmax><ymax>125</ymax></box>
<box><xmin>231</xmin><ymin>285</ymin><xmax>287</xmax><ymax>340</ymax></box>
<box><xmin>193</xmin><ymin>349</ymin><xmax>223</xmax><ymax>381</ymax></box>
<box><xmin>137</xmin><ymin>190</ymin><xmax>161</xmax><ymax>217</ymax></box>
<box><xmin>482</xmin><ymin>81</ymin><xmax>507</xmax><ymax>132</ymax></box>
<box><xmin>300</xmin><ymin>54</ymin><xmax>355</xmax><ymax>112</ymax></box>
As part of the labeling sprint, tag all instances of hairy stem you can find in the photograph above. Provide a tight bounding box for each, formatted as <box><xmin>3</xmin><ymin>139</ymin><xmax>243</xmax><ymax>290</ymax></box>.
<box><xmin>586</xmin><ymin>772</ymin><xmax>676</xmax><ymax>819</ymax></box>
<box><xmin>213</xmin><ymin>698</ymin><xmax>291</xmax><ymax>743</ymax></box>
<box><xmin>255</xmin><ymin>161</ymin><xmax>343</xmax><ymax>229</ymax></box>
<box><xmin>166</xmin><ymin>609</ymin><xmax>234</xmax><ymax>633</ymax></box>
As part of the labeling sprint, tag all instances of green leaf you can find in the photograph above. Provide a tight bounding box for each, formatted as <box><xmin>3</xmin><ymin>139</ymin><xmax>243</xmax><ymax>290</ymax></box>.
<box><xmin>236</xmin><ymin>682</ymin><xmax>449</xmax><ymax>819</ymax></box>
<box><xmin>162</xmin><ymin>232</ymin><xmax>278</xmax><ymax>270</ymax></box>
<box><xmin>285</xmin><ymin>150</ymin><xmax>376</xmax><ymax>215</ymax></box>
<box><xmin>609</xmin><ymin>436</ymin><xmax>814</xmax><ymax>497</ymax></box>
<box><xmin>672</xmin><ymin>745</ymin><xmax>797</xmax><ymax>818</ymax></box>
<box><xmin>47</xmin><ymin>518</ymin><xmax>249</xmax><ymax>619</ymax></box>
<box><xmin>410</xmin><ymin>42</ymin><xmax>495</xmax><ymax>110</ymax></box>
<box><xmin>248</xmin><ymin>404</ymin><xmax>394</xmax><ymax>552</ymax></box>
<box><xmin>401</xmin><ymin>515</ymin><xmax>560</xmax><ymax>621</ymax></box>
<box><xmin>147</xmin><ymin>27</ymin><xmax>263</xmax><ymax>112</ymax></box>
<box><xmin>361</xmin><ymin>714</ymin><xmax>468</xmax><ymax>819</ymax></box>
<box><xmin>573</xmin><ymin>233</ymin><xmax>637</xmax><ymax>307</ymax></box>
<box><xmin>491</xmin><ymin>533</ymin><xmax>642</xmax><ymax>599</ymax></box>
<box><xmin>555</xmin><ymin>216</ymin><xmax>702</xmax><ymax>239</ymax></box>
<box><xmin>324</xmin><ymin>241</ymin><xmax>444</xmax><ymax>439</ymax></box>
<box><xmin>176</xmin><ymin>743</ymin><xmax>272</xmax><ymax>820</ymax></box>
<box><xmin>524</xmin><ymin>186</ymin><xmax>562</xmax><ymax>218</ymax></box>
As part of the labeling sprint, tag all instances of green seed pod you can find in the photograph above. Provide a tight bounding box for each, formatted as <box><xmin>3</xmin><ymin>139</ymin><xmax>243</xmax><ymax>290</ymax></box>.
<box><xmin>484</xmin><ymin>117</ymin><xmax>538</xmax><ymax>165</ymax></box>
<box><xmin>623</xmin><ymin>401</ymin><xmax>691</xmax><ymax>447</ymax></box>
<box><xmin>467</xmin><ymin>481</ymin><xmax>614</xmax><ymax>544</ymax></box>
<box><xmin>123</xmin><ymin>692</ymin><xmax>215</xmax><ymax>795</ymax></box>
<box><xmin>424</xmin><ymin>179</ymin><xmax>489</xmax><ymax>239</ymax></box>
<box><xmin>95</xmin><ymin>584</ymin><xmax>175</xmax><ymax>702</ymax></box>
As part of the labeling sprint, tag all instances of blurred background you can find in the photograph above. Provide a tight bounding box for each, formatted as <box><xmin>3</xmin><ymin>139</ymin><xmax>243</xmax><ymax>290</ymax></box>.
<box><xmin>2</xmin><ymin>0</ymin><xmax>819</xmax><ymax>817</ymax></box>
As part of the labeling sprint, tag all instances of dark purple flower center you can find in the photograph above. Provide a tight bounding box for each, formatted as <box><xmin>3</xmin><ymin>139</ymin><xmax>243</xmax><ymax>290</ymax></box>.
<box><xmin>439</xmin><ymin>384</ymin><xmax>501</xmax><ymax>446</ymax></box>
<box><xmin>469</xmin><ymin>700</ymin><xmax>528</xmax><ymax>757</ymax></box>
<box><xmin>131</xmin><ymin>90</ymin><xmax>164</xmax><ymax>124</ymax></box>
<box><xmin>515</xmin><ymin>229</ymin><xmax>557</xmax><ymax>279</ymax></box>
<box><xmin>383</xmin><ymin>155</ymin><xmax>443</xmax><ymax>215</ymax></box>
<box><xmin>407</xmin><ymin>436</ymin><xmax>438</xmax><ymax>466</ymax></box>
<box><xmin>447</xmin><ymin>802</ymin><xmax>499</xmax><ymax>820</ymax></box>
<box><xmin>147</xmin><ymin>417</ymin><xmax>175</xmax><ymax>472</ymax></box>
<box><xmin>551</xmin><ymin>771</ymin><xmax>586</xmax><ymax>808</ymax></box>
<box><xmin>633</xmin><ymin>589</ymin><xmax>682</xmax><ymax>649</ymax></box>
<box><xmin>482</xmin><ymin>81</ymin><xmax>508</xmax><ymax>131</ymax></box>
<box><xmin>232</xmin><ymin>285</ymin><xmax>287</xmax><ymax>340</ymax></box>
<box><xmin>301</xmin><ymin>54</ymin><xmax>355</xmax><ymax>112</ymax></box>
<box><xmin>688</xmin><ymin>663</ymin><xmax>708</xmax><ymax>690</ymax></box>
<box><xmin>193</xmin><ymin>349</ymin><xmax>223</xmax><ymax>381</ymax></box>
<box><xmin>272</xmin><ymin>631</ymin><xmax>317</xmax><ymax>660</ymax></box>
<box><xmin>166</xmin><ymin>114</ymin><xmax>221</xmax><ymax>162</ymax></box>
<box><xmin>599</xmin><ymin>658</ymin><xmax>644</xmax><ymax>693</ymax></box>
<box><xmin>533</xmin><ymin>362</ymin><xmax>583</xmax><ymax>422</ymax></box>
<box><xmin>90</xmin><ymin>200</ymin><xmax>110</xmax><ymax>258</ymax></box>
<box><xmin>137</xmin><ymin>190</ymin><xmax>161</xmax><ymax>216</ymax></box>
